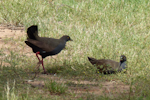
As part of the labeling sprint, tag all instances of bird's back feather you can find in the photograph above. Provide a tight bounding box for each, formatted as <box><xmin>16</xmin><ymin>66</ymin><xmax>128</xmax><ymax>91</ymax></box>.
<box><xmin>88</xmin><ymin>57</ymin><xmax>120</xmax><ymax>73</ymax></box>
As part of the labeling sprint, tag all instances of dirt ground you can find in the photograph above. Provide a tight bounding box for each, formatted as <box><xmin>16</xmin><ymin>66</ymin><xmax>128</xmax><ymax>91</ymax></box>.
<box><xmin>0</xmin><ymin>25</ymin><xmax>131</xmax><ymax>98</ymax></box>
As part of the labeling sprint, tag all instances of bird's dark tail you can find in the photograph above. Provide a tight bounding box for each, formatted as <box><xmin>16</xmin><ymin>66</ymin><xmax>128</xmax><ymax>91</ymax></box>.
<box><xmin>88</xmin><ymin>57</ymin><xmax>97</xmax><ymax>61</ymax></box>
<box><xmin>27</xmin><ymin>25</ymin><xmax>38</xmax><ymax>40</ymax></box>
<box><xmin>88</xmin><ymin>57</ymin><xmax>98</xmax><ymax>65</ymax></box>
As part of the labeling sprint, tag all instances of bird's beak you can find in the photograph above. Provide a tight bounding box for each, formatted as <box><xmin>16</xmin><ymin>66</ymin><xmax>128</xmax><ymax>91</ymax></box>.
<box><xmin>70</xmin><ymin>39</ymin><xmax>73</xmax><ymax>41</ymax></box>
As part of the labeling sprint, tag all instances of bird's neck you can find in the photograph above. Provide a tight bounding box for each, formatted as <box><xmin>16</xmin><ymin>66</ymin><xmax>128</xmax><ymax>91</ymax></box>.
<box><xmin>60</xmin><ymin>37</ymin><xmax>67</xmax><ymax>41</ymax></box>
<box><xmin>120</xmin><ymin>61</ymin><xmax>126</xmax><ymax>69</ymax></box>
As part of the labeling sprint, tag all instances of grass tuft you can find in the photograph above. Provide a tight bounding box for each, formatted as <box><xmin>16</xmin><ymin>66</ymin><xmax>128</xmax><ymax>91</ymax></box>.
<box><xmin>45</xmin><ymin>80</ymin><xmax>68</xmax><ymax>95</ymax></box>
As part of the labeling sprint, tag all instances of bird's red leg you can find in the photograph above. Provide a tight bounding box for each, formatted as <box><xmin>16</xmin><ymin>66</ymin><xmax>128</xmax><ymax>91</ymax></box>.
<box><xmin>41</xmin><ymin>58</ymin><xmax>47</xmax><ymax>74</ymax></box>
<box><xmin>36</xmin><ymin>52</ymin><xmax>41</xmax><ymax>62</ymax></box>
<box><xmin>35</xmin><ymin>52</ymin><xmax>47</xmax><ymax>74</ymax></box>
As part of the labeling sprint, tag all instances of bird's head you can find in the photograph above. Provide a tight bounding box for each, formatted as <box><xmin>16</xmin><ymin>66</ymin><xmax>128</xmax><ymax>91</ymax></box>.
<box><xmin>120</xmin><ymin>55</ymin><xmax>127</xmax><ymax>62</ymax></box>
<box><xmin>60</xmin><ymin>35</ymin><xmax>73</xmax><ymax>41</ymax></box>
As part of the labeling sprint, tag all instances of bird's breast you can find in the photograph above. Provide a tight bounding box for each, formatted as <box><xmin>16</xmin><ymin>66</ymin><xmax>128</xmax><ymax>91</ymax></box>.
<box><xmin>52</xmin><ymin>43</ymin><xmax>66</xmax><ymax>54</ymax></box>
<box><xmin>42</xmin><ymin>42</ymin><xmax>66</xmax><ymax>56</ymax></box>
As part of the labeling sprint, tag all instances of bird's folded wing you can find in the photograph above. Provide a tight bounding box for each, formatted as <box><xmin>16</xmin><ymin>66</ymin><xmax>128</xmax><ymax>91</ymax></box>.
<box><xmin>27</xmin><ymin>38</ymin><xmax>55</xmax><ymax>52</ymax></box>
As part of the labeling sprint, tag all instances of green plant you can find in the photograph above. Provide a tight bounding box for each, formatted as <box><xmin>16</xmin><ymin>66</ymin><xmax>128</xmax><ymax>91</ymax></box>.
<box><xmin>45</xmin><ymin>80</ymin><xmax>68</xmax><ymax>94</ymax></box>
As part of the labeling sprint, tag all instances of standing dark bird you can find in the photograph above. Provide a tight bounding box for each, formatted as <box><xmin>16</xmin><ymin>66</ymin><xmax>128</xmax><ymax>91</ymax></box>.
<box><xmin>88</xmin><ymin>55</ymin><xmax>127</xmax><ymax>74</ymax></box>
<box><xmin>25</xmin><ymin>25</ymin><xmax>72</xmax><ymax>74</ymax></box>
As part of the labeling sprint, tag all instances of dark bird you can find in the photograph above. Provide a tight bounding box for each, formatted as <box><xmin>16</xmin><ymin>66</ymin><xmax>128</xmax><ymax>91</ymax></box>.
<box><xmin>88</xmin><ymin>55</ymin><xmax>127</xmax><ymax>74</ymax></box>
<box><xmin>25</xmin><ymin>25</ymin><xmax>72</xmax><ymax>74</ymax></box>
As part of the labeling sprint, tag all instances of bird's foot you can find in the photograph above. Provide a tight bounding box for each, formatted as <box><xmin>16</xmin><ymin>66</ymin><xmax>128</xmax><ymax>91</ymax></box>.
<box><xmin>41</xmin><ymin>71</ymin><xmax>48</xmax><ymax>75</ymax></box>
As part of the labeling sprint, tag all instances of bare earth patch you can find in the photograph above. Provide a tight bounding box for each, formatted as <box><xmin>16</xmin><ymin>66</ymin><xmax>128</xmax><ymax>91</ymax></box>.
<box><xmin>0</xmin><ymin>25</ymin><xmax>24</xmax><ymax>47</ymax></box>
<box><xmin>25</xmin><ymin>74</ymin><xmax>130</xmax><ymax>98</ymax></box>
<box><xmin>0</xmin><ymin>25</ymin><xmax>131</xmax><ymax>98</ymax></box>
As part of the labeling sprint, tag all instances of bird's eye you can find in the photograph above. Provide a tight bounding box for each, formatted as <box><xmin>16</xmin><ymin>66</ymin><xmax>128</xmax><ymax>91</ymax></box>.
<box><xmin>67</xmin><ymin>36</ymin><xmax>70</xmax><ymax>39</ymax></box>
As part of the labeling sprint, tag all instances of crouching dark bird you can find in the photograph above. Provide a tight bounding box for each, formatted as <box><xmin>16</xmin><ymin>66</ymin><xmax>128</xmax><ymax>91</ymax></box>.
<box><xmin>25</xmin><ymin>25</ymin><xmax>72</xmax><ymax>74</ymax></box>
<box><xmin>88</xmin><ymin>55</ymin><xmax>127</xmax><ymax>74</ymax></box>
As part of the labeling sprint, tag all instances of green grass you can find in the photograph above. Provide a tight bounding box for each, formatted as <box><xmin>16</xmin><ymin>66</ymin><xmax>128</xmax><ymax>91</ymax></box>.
<box><xmin>0</xmin><ymin>0</ymin><xmax>150</xmax><ymax>99</ymax></box>
<box><xmin>45</xmin><ymin>80</ymin><xmax>68</xmax><ymax>94</ymax></box>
